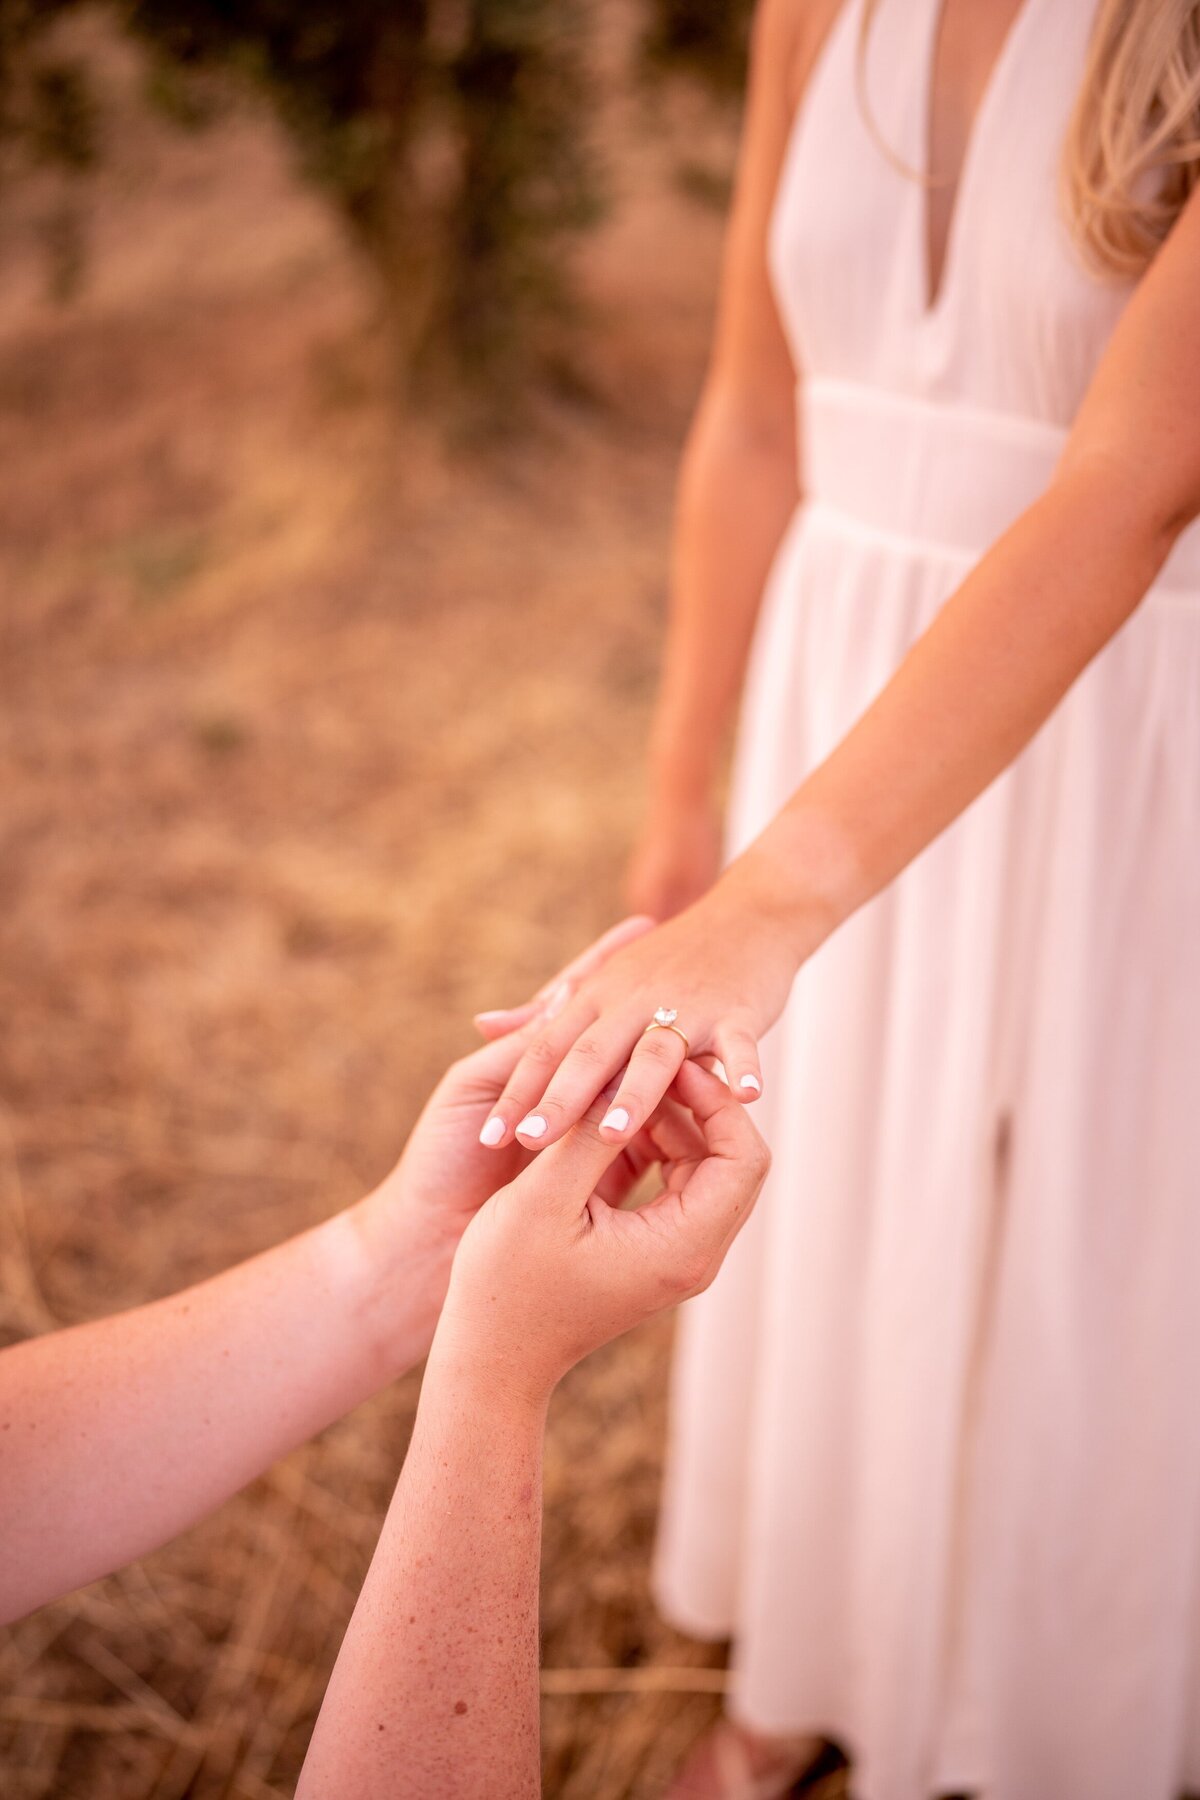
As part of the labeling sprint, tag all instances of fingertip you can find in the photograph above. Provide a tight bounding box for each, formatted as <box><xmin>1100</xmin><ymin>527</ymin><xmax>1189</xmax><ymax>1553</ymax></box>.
<box><xmin>672</xmin><ymin>1059</ymin><xmax>728</xmax><ymax>1107</ymax></box>
<box><xmin>621</xmin><ymin>912</ymin><xmax>659</xmax><ymax>937</ymax></box>
<box><xmin>737</xmin><ymin>1072</ymin><xmax>763</xmax><ymax>1101</ymax></box>
<box><xmin>473</xmin><ymin>1011</ymin><xmax>512</xmax><ymax>1040</ymax></box>
<box><xmin>673</xmin><ymin>1062</ymin><xmax>759</xmax><ymax>1147</ymax></box>
<box><xmin>473</xmin><ymin>1000</ymin><xmax>539</xmax><ymax>1039</ymax></box>
<box><xmin>599</xmin><ymin>1104</ymin><xmax>632</xmax><ymax>1139</ymax></box>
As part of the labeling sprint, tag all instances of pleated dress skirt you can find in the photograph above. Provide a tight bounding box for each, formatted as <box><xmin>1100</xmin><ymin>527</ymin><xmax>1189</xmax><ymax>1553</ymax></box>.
<box><xmin>654</xmin><ymin>378</ymin><xmax>1200</xmax><ymax>1800</ymax></box>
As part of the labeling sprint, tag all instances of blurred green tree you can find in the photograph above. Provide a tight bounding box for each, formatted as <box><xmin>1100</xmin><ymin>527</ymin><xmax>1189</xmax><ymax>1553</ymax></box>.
<box><xmin>125</xmin><ymin>0</ymin><xmax>602</xmax><ymax>407</ymax></box>
<box><xmin>641</xmin><ymin>0</ymin><xmax>753</xmax><ymax>93</ymax></box>
<box><xmin>0</xmin><ymin>0</ymin><xmax>101</xmax><ymax>297</ymax></box>
<box><xmin>1</xmin><ymin>0</ymin><xmax>601</xmax><ymax>411</ymax></box>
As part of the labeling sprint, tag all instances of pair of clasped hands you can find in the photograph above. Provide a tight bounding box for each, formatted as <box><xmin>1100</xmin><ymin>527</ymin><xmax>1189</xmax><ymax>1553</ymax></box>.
<box><xmin>412</xmin><ymin>911</ymin><xmax>773</xmax><ymax>1405</ymax></box>
<box><xmin>0</xmin><ymin>910</ymin><xmax>776</xmax><ymax>1795</ymax></box>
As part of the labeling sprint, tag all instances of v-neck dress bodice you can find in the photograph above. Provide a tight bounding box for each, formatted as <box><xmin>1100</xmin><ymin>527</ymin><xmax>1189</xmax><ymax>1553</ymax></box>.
<box><xmin>655</xmin><ymin>5</ymin><xmax>1200</xmax><ymax>1798</ymax></box>
<box><xmin>774</xmin><ymin>0</ymin><xmax>1116</xmax><ymax>413</ymax></box>
<box><xmin>763</xmin><ymin>0</ymin><xmax>1200</xmax><ymax>584</ymax></box>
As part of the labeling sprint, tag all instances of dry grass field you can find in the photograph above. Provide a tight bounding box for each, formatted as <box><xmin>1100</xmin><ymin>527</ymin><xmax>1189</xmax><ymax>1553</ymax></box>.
<box><xmin>0</xmin><ymin>23</ymin><xmax>747</xmax><ymax>1800</ymax></box>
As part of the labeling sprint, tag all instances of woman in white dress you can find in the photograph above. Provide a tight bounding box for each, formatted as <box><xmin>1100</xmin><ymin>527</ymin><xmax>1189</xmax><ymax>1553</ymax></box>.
<box><xmin>475</xmin><ymin>1</ymin><xmax>1200</xmax><ymax>1794</ymax></box>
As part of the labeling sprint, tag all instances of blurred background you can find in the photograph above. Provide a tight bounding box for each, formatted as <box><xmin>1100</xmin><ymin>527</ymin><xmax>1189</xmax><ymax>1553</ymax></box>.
<box><xmin>0</xmin><ymin>1</ymin><xmax>759</xmax><ymax>1795</ymax></box>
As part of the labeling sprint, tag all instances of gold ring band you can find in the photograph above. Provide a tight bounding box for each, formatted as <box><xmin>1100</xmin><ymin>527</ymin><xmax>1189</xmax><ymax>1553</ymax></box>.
<box><xmin>644</xmin><ymin>1006</ymin><xmax>690</xmax><ymax>1056</ymax></box>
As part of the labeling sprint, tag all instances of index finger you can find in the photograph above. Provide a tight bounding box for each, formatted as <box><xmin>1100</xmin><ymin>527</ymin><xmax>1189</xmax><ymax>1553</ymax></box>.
<box><xmin>669</xmin><ymin>1062</ymin><xmax>771</xmax><ymax>1251</ymax></box>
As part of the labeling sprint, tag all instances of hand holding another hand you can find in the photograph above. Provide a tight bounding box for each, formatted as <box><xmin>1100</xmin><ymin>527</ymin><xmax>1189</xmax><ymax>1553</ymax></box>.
<box><xmin>431</xmin><ymin>1061</ymin><xmax>771</xmax><ymax>1409</ymax></box>
<box><xmin>349</xmin><ymin>916</ymin><xmax>656</xmax><ymax>1366</ymax></box>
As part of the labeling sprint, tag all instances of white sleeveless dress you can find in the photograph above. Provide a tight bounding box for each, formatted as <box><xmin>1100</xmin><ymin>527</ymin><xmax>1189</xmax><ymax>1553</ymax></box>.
<box><xmin>654</xmin><ymin>3</ymin><xmax>1200</xmax><ymax>1797</ymax></box>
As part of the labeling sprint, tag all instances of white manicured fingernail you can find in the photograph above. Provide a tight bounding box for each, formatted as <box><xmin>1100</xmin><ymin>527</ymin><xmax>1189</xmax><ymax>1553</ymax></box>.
<box><xmin>601</xmin><ymin>1106</ymin><xmax>630</xmax><ymax>1133</ymax></box>
<box><xmin>739</xmin><ymin>1074</ymin><xmax>761</xmax><ymax>1093</ymax></box>
<box><xmin>517</xmin><ymin>1114</ymin><xmax>547</xmax><ymax>1139</ymax></box>
<box><xmin>479</xmin><ymin>1116</ymin><xmax>506</xmax><ymax>1146</ymax></box>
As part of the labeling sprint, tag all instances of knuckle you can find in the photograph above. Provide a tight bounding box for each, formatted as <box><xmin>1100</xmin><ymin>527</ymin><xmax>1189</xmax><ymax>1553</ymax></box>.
<box><xmin>640</xmin><ymin>1032</ymin><xmax>677</xmax><ymax>1066</ymax></box>
<box><xmin>523</xmin><ymin>1036</ymin><xmax>563</xmax><ymax>1072</ymax></box>
<box><xmin>671</xmin><ymin>1251</ymin><xmax>712</xmax><ymax>1298</ymax></box>
<box><xmin>659</xmin><ymin>1263</ymin><xmax>695</xmax><ymax>1303</ymax></box>
<box><xmin>568</xmin><ymin>1034</ymin><xmax>607</xmax><ymax>1068</ymax></box>
<box><xmin>684</xmin><ymin>1251</ymin><xmax>711</xmax><ymax>1291</ymax></box>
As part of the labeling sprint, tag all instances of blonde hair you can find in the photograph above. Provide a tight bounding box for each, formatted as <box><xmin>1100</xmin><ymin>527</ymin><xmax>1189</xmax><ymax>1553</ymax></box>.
<box><xmin>1064</xmin><ymin>0</ymin><xmax>1200</xmax><ymax>275</ymax></box>
<box><xmin>857</xmin><ymin>0</ymin><xmax>1200</xmax><ymax>277</ymax></box>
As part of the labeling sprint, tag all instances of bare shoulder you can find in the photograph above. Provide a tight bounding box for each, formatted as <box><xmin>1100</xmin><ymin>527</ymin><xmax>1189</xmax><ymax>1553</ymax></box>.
<box><xmin>753</xmin><ymin>0</ymin><xmax>847</xmax><ymax>113</ymax></box>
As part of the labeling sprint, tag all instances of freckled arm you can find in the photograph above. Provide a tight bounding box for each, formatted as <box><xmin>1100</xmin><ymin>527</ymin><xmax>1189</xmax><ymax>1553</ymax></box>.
<box><xmin>0</xmin><ymin>1208</ymin><xmax>441</xmax><ymax>1626</ymax></box>
<box><xmin>298</xmin><ymin>1339</ymin><xmax>546</xmax><ymax>1800</ymax></box>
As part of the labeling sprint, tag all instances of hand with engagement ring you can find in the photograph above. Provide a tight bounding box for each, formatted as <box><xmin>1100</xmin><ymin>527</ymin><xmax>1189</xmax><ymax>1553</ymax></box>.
<box><xmin>474</xmin><ymin>876</ymin><xmax>806</xmax><ymax>1156</ymax></box>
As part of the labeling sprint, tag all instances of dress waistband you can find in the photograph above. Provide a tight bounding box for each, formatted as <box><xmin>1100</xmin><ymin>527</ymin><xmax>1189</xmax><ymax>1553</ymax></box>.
<box><xmin>800</xmin><ymin>377</ymin><xmax>1200</xmax><ymax>595</ymax></box>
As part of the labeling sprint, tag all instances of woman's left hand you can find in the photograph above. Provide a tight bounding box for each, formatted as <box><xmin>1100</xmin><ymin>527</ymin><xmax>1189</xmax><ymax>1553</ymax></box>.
<box><xmin>478</xmin><ymin>878</ymin><xmax>803</xmax><ymax>1154</ymax></box>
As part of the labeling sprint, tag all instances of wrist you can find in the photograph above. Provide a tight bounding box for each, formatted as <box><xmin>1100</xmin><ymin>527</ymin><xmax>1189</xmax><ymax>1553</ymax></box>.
<box><xmin>718</xmin><ymin>804</ymin><xmax>860</xmax><ymax>967</ymax></box>
<box><xmin>644</xmin><ymin>765</ymin><xmax>721</xmax><ymax>818</ymax></box>
<box><xmin>341</xmin><ymin>1198</ymin><xmax>456</xmax><ymax>1383</ymax></box>
<box><xmin>647</xmin><ymin>718</ymin><xmax>723</xmax><ymax>807</ymax></box>
<box><xmin>424</xmin><ymin>1312</ymin><xmax>555</xmax><ymax>1426</ymax></box>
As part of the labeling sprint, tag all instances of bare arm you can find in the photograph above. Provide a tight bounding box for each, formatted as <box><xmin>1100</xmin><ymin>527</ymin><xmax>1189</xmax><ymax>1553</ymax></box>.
<box><xmin>0</xmin><ymin>923</ymin><xmax>649</xmax><ymax>1626</ymax></box>
<box><xmin>298</xmin><ymin>1357</ymin><xmax>547</xmax><ymax>1800</ymax></box>
<box><xmin>629</xmin><ymin>0</ymin><xmax>819</xmax><ymax>918</ymax></box>
<box><xmin>478</xmin><ymin>184</ymin><xmax>1200</xmax><ymax>1144</ymax></box>
<box><xmin>299</xmin><ymin>1067</ymin><xmax>769</xmax><ymax>1799</ymax></box>
<box><xmin>727</xmin><ymin>184</ymin><xmax>1200</xmax><ymax>950</ymax></box>
<box><xmin>0</xmin><ymin>1205</ymin><xmax>440</xmax><ymax>1624</ymax></box>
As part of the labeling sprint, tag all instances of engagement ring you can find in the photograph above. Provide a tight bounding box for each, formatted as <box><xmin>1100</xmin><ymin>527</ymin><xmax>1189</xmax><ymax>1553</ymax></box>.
<box><xmin>644</xmin><ymin>1006</ymin><xmax>690</xmax><ymax>1055</ymax></box>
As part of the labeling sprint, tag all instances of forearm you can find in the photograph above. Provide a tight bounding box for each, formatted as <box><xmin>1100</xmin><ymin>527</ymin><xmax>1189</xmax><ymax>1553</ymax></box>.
<box><xmin>723</xmin><ymin>462</ymin><xmax>1178</xmax><ymax>954</ymax></box>
<box><xmin>0</xmin><ymin>1201</ymin><xmax>449</xmax><ymax>1623</ymax></box>
<box><xmin>299</xmin><ymin>1342</ymin><xmax>546</xmax><ymax>1800</ymax></box>
<box><xmin>650</xmin><ymin>384</ymin><xmax>798</xmax><ymax>804</ymax></box>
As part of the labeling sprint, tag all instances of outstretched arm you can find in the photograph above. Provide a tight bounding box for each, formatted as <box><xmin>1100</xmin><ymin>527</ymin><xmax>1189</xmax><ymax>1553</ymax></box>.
<box><xmin>299</xmin><ymin>1064</ymin><xmax>769</xmax><ymax>1799</ymax></box>
<box><xmin>0</xmin><ymin>922</ymin><xmax>650</xmax><ymax>1626</ymax></box>
<box><xmin>476</xmin><ymin>182</ymin><xmax>1200</xmax><ymax>1145</ymax></box>
<box><xmin>730</xmin><ymin>181</ymin><xmax>1200</xmax><ymax>948</ymax></box>
<box><xmin>0</xmin><ymin>1202</ymin><xmax>438</xmax><ymax>1626</ymax></box>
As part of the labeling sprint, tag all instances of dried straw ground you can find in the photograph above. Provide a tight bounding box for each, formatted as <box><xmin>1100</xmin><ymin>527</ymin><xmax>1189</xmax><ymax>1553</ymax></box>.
<box><xmin>0</xmin><ymin>23</ymin><xmax>769</xmax><ymax>1800</ymax></box>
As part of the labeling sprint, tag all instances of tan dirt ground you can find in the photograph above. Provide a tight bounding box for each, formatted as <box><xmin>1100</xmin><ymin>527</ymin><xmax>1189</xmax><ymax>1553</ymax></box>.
<box><xmin>0</xmin><ymin>22</ymin><xmax>765</xmax><ymax>1800</ymax></box>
